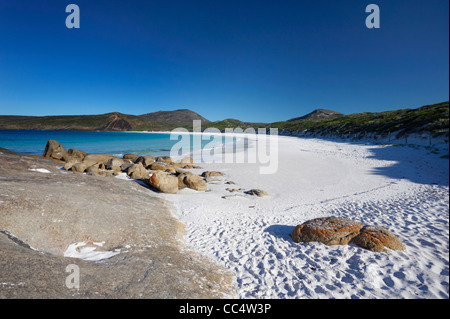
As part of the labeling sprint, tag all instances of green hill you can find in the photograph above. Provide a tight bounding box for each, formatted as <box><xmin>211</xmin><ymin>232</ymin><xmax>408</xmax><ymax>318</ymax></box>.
<box><xmin>140</xmin><ymin>109</ymin><xmax>210</xmax><ymax>124</ymax></box>
<box><xmin>0</xmin><ymin>102</ymin><xmax>448</xmax><ymax>140</ymax></box>
<box><xmin>0</xmin><ymin>110</ymin><xmax>208</xmax><ymax>132</ymax></box>
<box><xmin>269</xmin><ymin>102</ymin><xmax>449</xmax><ymax>139</ymax></box>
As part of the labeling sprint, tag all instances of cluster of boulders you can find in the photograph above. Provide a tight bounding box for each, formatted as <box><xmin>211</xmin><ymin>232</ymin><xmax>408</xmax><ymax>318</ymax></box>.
<box><xmin>42</xmin><ymin>139</ymin><xmax>270</xmax><ymax>197</ymax></box>
<box><xmin>290</xmin><ymin>217</ymin><xmax>406</xmax><ymax>253</ymax></box>
<box><xmin>42</xmin><ymin>140</ymin><xmax>215</xmax><ymax>194</ymax></box>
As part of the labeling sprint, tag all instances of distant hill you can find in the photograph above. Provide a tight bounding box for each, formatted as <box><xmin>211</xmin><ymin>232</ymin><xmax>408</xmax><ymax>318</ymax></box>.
<box><xmin>203</xmin><ymin>118</ymin><xmax>267</xmax><ymax>131</ymax></box>
<box><xmin>0</xmin><ymin>112</ymin><xmax>164</xmax><ymax>131</ymax></box>
<box><xmin>0</xmin><ymin>103</ymin><xmax>448</xmax><ymax>139</ymax></box>
<box><xmin>270</xmin><ymin>102</ymin><xmax>449</xmax><ymax>139</ymax></box>
<box><xmin>0</xmin><ymin>109</ymin><xmax>209</xmax><ymax>132</ymax></box>
<box><xmin>140</xmin><ymin>109</ymin><xmax>210</xmax><ymax>124</ymax></box>
<box><xmin>288</xmin><ymin>109</ymin><xmax>343</xmax><ymax>122</ymax></box>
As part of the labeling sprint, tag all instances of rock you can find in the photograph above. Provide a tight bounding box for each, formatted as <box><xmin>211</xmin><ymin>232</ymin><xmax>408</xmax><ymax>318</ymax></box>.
<box><xmin>104</xmin><ymin>170</ymin><xmax>115</xmax><ymax>177</ymax></box>
<box><xmin>98</xmin><ymin>170</ymin><xmax>108</xmax><ymax>177</ymax></box>
<box><xmin>290</xmin><ymin>217</ymin><xmax>364</xmax><ymax>246</ymax></box>
<box><xmin>246</xmin><ymin>189</ymin><xmax>268</xmax><ymax>197</ymax></box>
<box><xmin>182</xmin><ymin>165</ymin><xmax>203</xmax><ymax>169</ymax></box>
<box><xmin>71</xmin><ymin>162</ymin><xmax>87</xmax><ymax>173</ymax></box>
<box><xmin>42</xmin><ymin>140</ymin><xmax>67</xmax><ymax>160</ymax></box>
<box><xmin>82</xmin><ymin>154</ymin><xmax>116</xmax><ymax>168</ymax></box>
<box><xmin>175</xmin><ymin>168</ymin><xmax>194</xmax><ymax>176</ymax></box>
<box><xmin>201</xmin><ymin>171</ymin><xmax>223</xmax><ymax>178</ymax></box>
<box><xmin>63</xmin><ymin>160</ymin><xmax>79</xmax><ymax>171</ymax></box>
<box><xmin>177</xmin><ymin>173</ymin><xmax>189</xmax><ymax>189</ymax></box>
<box><xmin>183</xmin><ymin>175</ymin><xmax>207</xmax><ymax>191</ymax></box>
<box><xmin>123</xmin><ymin>153</ymin><xmax>139</xmax><ymax>161</ymax></box>
<box><xmin>352</xmin><ymin>225</ymin><xmax>406</xmax><ymax>252</ymax></box>
<box><xmin>106</xmin><ymin>158</ymin><xmax>125</xmax><ymax>171</ymax></box>
<box><xmin>0</xmin><ymin>152</ymin><xmax>235</xmax><ymax>299</ymax></box>
<box><xmin>290</xmin><ymin>217</ymin><xmax>405</xmax><ymax>253</ymax></box>
<box><xmin>0</xmin><ymin>147</ymin><xmax>18</xmax><ymax>155</ymax></box>
<box><xmin>63</xmin><ymin>148</ymin><xmax>87</xmax><ymax>163</ymax></box>
<box><xmin>127</xmin><ymin>163</ymin><xmax>147</xmax><ymax>180</ymax></box>
<box><xmin>135</xmin><ymin>155</ymin><xmax>155</xmax><ymax>168</ymax></box>
<box><xmin>150</xmin><ymin>161</ymin><xmax>176</xmax><ymax>171</ymax></box>
<box><xmin>178</xmin><ymin>156</ymin><xmax>194</xmax><ymax>165</ymax></box>
<box><xmin>155</xmin><ymin>156</ymin><xmax>174</xmax><ymax>164</ymax></box>
<box><xmin>120</xmin><ymin>162</ymin><xmax>134</xmax><ymax>172</ymax></box>
<box><xmin>147</xmin><ymin>171</ymin><xmax>178</xmax><ymax>194</ymax></box>
<box><xmin>85</xmin><ymin>164</ymin><xmax>100</xmax><ymax>175</ymax></box>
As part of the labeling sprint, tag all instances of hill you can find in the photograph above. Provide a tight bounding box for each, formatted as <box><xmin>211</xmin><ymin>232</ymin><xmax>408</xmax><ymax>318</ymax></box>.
<box><xmin>288</xmin><ymin>109</ymin><xmax>343</xmax><ymax>121</ymax></box>
<box><xmin>0</xmin><ymin>110</ymin><xmax>209</xmax><ymax>132</ymax></box>
<box><xmin>270</xmin><ymin>102</ymin><xmax>449</xmax><ymax>139</ymax></box>
<box><xmin>201</xmin><ymin>102</ymin><xmax>449</xmax><ymax>140</ymax></box>
<box><xmin>202</xmin><ymin>118</ymin><xmax>267</xmax><ymax>131</ymax></box>
<box><xmin>140</xmin><ymin>109</ymin><xmax>210</xmax><ymax>124</ymax></box>
<box><xmin>0</xmin><ymin>102</ymin><xmax>448</xmax><ymax>139</ymax></box>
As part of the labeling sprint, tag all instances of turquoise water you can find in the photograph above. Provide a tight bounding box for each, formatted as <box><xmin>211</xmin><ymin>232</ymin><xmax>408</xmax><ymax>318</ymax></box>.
<box><xmin>0</xmin><ymin>130</ymin><xmax>211</xmax><ymax>157</ymax></box>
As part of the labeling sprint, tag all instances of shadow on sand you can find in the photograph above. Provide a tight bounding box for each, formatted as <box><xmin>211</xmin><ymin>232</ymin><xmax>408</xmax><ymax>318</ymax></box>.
<box><xmin>264</xmin><ymin>224</ymin><xmax>295</xmax><ymax>242</ymax></box>
<box><xmin>365</xmin><ymin>144</ymin><xmax>449</xmax><ymax>186</ymax></box>
<box><xmin>290</xmin><ymin>135</ymin><xmax>449</xmax><ymax>186</ymax></box>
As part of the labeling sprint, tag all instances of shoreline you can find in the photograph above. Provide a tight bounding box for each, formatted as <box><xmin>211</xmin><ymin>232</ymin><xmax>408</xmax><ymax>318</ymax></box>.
<box><xmin>1</xmin><ymin>129</ymin><xmax>448</xmax><ymax>160</ymax></box>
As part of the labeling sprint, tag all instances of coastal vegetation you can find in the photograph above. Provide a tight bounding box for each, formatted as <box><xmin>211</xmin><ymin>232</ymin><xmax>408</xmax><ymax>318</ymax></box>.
<box><xmin>268</xmin><ymin>102</ymin><xmax>449</xmax><ymax>139</ymax></box>
<box><xmin>0</xmin><ymin>102</ymin><xmax>448</xmax><ymax>140</ymax></box>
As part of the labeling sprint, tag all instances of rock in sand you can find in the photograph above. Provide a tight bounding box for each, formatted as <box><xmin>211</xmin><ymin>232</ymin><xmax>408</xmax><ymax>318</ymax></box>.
<box><xmin>150</xmin><ymin>161</ymin><xmax>176</xmax><ymax>171</ymax></box>
<box><xmin>183</xmin><ymin>175</ymin><xmax>207</xmax><ymax>191</ymax></box>
<box><xmin>147</xmin><ymin>171</ymin><xmax>178</xmax><ymax>194</ymax></box>
<box><xmin>290</xmin><ymin>216</ymin><xmax>405</xmax><ymax>252</ymax></box>
<box><xmin>127</xmin><ymin>163</ymin><xmax>148</xmax><ymax>180</ymax></box>
<box><xmin>155</xmin><ymin>156</ymin><xmax>174</xmax><ymax>164</ymax></box>
<box><xmin>351</xmin><ymin>225</ymin><xmax>406</xmax><ymax>252</ymax></box>
<box><xmin>246</xmin><ymin>189</ymin><xmax>268</xmax><ymax>197</ymax></box>
<box><xmin>201</xmin><ymin>171</ymin><xmax>223</xmax><ymax>178</ymax></box>
<box><xmin>290</xmin><ymin>217</ymin><xmax>364</xmax><ymax>246</ymax></box>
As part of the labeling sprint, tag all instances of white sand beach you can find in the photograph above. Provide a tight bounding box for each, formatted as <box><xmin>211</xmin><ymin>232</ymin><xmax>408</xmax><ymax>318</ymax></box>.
<box><xmin>154</xmin><ymin>134</ymin><xmax>449</xmax><ymax>299</ymax></box>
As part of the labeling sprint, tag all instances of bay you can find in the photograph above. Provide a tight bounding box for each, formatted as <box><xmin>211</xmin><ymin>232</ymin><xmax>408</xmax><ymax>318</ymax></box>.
<box><xmin>0</xmin><ymin>130</ymin><xmax>207</xmax><ymax>157</ymax></box>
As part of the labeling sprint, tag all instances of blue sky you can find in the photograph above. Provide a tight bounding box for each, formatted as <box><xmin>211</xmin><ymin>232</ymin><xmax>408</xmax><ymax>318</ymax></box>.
<box><xmin>0</xmin><ymin>0</ymin><xmax>448</xmax><ymax>122</ymax></box>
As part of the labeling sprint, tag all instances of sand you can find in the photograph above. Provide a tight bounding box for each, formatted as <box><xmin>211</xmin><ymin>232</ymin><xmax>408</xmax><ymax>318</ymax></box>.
<box><xmin>157</xmin><ymin>134</ymin><xmax>449</xmax><ymax>299</ymax></box>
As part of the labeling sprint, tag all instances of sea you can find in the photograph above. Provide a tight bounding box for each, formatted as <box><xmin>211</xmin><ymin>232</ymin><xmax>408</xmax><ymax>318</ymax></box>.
<box><xmin>0</xmin><ymin>130</ymin><xmax>213</xmax><ymax>158</ymax></box>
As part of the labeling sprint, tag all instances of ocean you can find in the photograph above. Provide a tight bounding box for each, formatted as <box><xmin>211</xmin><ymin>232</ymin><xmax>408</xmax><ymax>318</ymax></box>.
<box><xmin>0</xmin><ymin>130</ymin><xmax>211</xmax><ymax>157</ymax></box>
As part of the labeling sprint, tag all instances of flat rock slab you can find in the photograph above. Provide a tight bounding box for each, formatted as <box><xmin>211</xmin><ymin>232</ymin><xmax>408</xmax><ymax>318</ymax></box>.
<box><xmin>0</xmin><ymin>152</ymin><xmax>235</xmax><ymax>298</ymax></box>
<box><xmin>290</xmin><ymin>217</ymin><xmax>405</xmax><ymax>253</ymax></box>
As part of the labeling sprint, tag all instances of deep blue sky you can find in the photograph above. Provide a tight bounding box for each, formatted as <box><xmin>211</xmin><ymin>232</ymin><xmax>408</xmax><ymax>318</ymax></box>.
<box><xmin>0</xmin><ymin>0</ymin><xmax>448</xmax><ymax>122</ymax></box>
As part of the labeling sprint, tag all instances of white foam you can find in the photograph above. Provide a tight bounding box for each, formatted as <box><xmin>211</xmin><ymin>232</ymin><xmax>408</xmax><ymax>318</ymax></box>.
<box><xmin>29</xmin><ymin>168</ymin><xmax>51</xmax><ymax>173</ymax></box>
